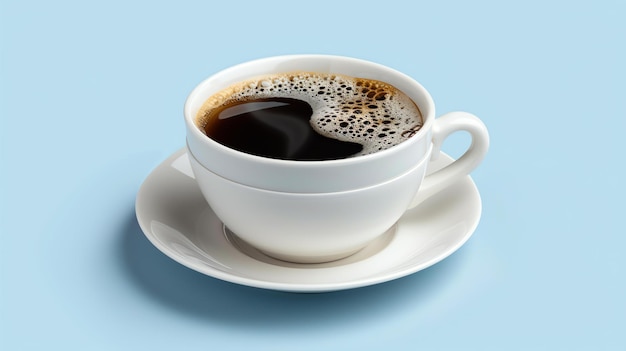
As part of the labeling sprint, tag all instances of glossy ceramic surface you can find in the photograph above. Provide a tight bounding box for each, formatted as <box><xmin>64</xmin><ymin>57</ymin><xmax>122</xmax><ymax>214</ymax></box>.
<box><xmin>135</xmin><ymin>148</ymin><xmax>482</xmax><ymax>292</ymax></box>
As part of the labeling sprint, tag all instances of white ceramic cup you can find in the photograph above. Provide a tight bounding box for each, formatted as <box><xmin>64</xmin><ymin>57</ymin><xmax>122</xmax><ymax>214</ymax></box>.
<box><xmin>184</xmin><ymin>55</ymin><xmax>489</xmax><ymax>263</ymax></box>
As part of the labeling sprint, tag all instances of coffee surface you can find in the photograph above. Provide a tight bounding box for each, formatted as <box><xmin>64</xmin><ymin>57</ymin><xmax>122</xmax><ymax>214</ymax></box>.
<box><xmin>196</xmin><ymin>72</ymin><xmax>423</xmax><ymax>161</ymax></box>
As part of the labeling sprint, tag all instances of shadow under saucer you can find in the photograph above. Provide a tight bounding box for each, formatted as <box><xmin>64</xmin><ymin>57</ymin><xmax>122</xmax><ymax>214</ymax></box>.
<box><xmin>120</xmin><ymin>210</ymin><xmax>472</xmax><ymax>328</ymax></box>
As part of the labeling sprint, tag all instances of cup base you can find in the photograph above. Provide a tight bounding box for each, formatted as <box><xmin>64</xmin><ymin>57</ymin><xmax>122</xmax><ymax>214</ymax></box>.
<box><xmin>223</xmin><ymin>225</ymin><xmax>396</xmax><ymax>264</ymax></box>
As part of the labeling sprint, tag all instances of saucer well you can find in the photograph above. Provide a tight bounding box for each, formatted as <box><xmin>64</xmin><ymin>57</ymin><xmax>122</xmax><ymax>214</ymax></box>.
<box><xmin>135</xmin><ymin>148</ymin><xmax>482</xmax><ymax>292</ymax></box>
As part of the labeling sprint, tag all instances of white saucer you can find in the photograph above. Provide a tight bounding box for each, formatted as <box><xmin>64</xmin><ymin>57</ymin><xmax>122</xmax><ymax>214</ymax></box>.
<box><xmin>135</xmin><ymin>148</ymin><xmax>482</xmax><ymax>292</ymax></box>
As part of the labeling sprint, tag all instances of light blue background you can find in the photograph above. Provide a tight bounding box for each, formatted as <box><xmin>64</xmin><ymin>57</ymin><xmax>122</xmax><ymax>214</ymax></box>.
<box><xmin>1</xmin><ymin>0</ymin><xmax>624</xmax><ymax>349</ymax></box>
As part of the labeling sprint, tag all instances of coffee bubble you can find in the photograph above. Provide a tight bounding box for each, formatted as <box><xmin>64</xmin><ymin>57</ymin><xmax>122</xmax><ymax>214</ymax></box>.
<box><xmin>196</xmin><ymin>72</ymin><xmax>423</xmax><ymax>157</ymax></box>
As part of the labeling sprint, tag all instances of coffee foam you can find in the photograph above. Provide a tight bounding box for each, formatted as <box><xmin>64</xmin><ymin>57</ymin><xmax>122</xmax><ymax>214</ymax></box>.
<box><xmin>196</xmin><ymin>72</ymin><xmax>423</xmax><ymax>156</ymax></box>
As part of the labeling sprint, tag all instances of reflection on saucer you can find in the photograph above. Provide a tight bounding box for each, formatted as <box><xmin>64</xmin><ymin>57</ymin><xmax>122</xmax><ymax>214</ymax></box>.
<box><xmin>223</xmin><ymin>224</ymin><xmax>397</xmax><ymax>269</ymax></box>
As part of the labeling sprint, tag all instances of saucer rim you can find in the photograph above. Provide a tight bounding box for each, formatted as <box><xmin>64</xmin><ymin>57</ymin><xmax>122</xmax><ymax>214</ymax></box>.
<box><xmin>135</xmin><ymin>148</ymin><xmax>481</xmax><ymax>292</ymax></box>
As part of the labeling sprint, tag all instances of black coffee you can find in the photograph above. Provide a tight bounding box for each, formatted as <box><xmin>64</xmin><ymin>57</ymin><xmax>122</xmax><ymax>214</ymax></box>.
<box><xmin>196</xmin><ymin>72</ymin><xmax>423</xmax><ymax>161</ymax></box>
<box><xmin>203</xmin><ymin>97</ymin><xmax>363</xmax><ymax>160</ymax></box>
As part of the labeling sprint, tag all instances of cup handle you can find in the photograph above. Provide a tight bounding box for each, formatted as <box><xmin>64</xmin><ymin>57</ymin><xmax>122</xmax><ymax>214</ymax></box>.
<box><xmin>408</xmin><ymin>111</ymin><xmax>489</xmax><ymax>209</ymax></box>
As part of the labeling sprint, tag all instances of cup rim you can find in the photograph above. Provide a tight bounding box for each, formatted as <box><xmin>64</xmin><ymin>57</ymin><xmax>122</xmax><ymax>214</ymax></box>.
<box><xmin>184</xmin><ymin>54</ymin><xmax>435</xmax><ymax>167</ymax></box>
